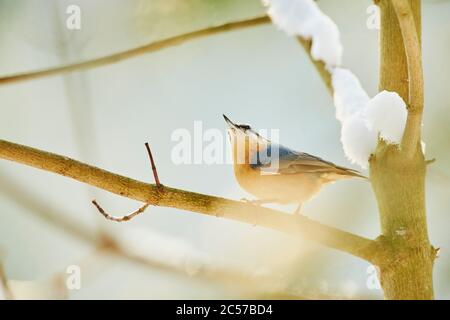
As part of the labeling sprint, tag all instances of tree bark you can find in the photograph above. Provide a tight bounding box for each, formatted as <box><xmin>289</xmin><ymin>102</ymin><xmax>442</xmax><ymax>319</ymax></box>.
<box><xmin>0</xmin><ymin>139</ymin><xmax>380</xmax><ymax>263</ymax></box>
<box><xmin>370</xmin><ymin>0</ymin><xmax>435</xmax><ymax>299</ymax></box>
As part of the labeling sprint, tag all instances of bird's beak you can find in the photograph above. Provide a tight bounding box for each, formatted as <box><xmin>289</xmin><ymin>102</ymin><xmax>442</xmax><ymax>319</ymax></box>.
<box><xmin>223</xmin><ymin>114</ymin><xmax>238</xmax><ymax>129</ymax></box>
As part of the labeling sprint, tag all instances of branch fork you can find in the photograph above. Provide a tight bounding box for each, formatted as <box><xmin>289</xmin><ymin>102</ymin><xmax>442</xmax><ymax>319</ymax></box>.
<box><xmin>91</xmin><ymin>142</ymin><xmax>161</xmax><ymax>222</ymax></box>
<box><xmin>391</xmin><ymin>0</ymin><xmax>424</xmax><ymax>158</ymax></box>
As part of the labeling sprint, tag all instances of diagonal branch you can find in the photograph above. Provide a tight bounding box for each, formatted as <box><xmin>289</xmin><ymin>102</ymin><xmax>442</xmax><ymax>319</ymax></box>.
<box><xmin>392</xmin><ymin>0</ymin><xmax>424</xmax><ymax>158</ymax></box>
<box><xmin>0</xmin><ymin>16</ymin><xmax>271</xmax><ymax>85</ymax></box>
<box><xmin>0</xmin><ymin>15</ymin><xmax>333</xmax><ymax>95</ymax></box>
<box><xmin>297</xmin><ymin>37</ymin><xmax>332</xmax><ymax>93</ymax></box>
<box><xmin>90</xmin><ymin>142</ymin><xmax>160</xmax><ymax>221</ymax></box>
<box><xmin>0</xmin><ymin>139</ymin><xmax>380</xmax><ymax>263</ymax></box>
<box><xmin>0</xmin><ymin>171</ymin><xmax>274</xmax><ymax>290</ymax></box>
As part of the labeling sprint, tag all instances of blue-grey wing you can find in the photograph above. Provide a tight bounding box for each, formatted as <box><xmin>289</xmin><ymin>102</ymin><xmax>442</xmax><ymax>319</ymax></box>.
<box><xmin>251</xmin><ymin>143</ymin><xmax>363</xmax><ymax>177</ymax></box>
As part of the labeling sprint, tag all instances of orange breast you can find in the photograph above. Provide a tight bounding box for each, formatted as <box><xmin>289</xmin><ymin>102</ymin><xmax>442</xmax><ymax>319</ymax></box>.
<box><xmin>230</xmin><ymin>136</ymin><xmax>325</xmax><ymax>203</ymax></box>
<box><xmin>233</xmin><ymin>164</ymin><xmax>324</xmax><ymax>204</ymax></box>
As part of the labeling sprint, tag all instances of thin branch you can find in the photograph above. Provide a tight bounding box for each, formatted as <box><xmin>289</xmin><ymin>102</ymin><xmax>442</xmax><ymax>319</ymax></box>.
<box><xmin>392</xmin><ymin>0</ymin><xmax>424</xmax><ymax>158</ymax></box>
<box><xmin>0</xmin><ymin>15</ymin><xmax>333</xmax><ymax>95</ymax></box>
<box><xmin>297</xmin><ymin>37</ymin><xmax>332</xmax><ymax>93</ymax></box>
<box><xmin>145</xmin><ymin>142</ymin><xmax>161</xmax><ymax>187</ymax></box>
<box><xmin>0</xmin><ymin>171</ymin><xmax>272</xmax><ymax>290</ymax></box>
<box><xmin>0</xmin><ymin>139</ymin><xmax>380</xmax><ymax>263</ymax></box>
<box><xmin>0</xmin><ymin>16</ymin><xmax>271</xmax><ymax>85</ymax></box>
<box><xmin>91</xmin><ymin>142</ymin><xmax>162</xmax><ymax>222</ymax></box>
<box><xmin>92</xmin><ymin>200</ymin><xmax>150</xmax><ymax>222</ymax></box>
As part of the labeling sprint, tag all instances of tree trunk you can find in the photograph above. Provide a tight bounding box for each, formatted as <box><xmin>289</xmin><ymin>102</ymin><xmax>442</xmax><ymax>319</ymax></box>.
<box><xmin>370</xmin><ymin>0</ymin><xmax>435</xmax><ymax>299</ymax></box>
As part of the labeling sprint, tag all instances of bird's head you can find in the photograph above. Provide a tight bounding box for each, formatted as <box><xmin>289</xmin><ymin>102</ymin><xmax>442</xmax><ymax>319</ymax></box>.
<box><xmin>223</xmin><ymin>115</ymin><xmax>268</xmax><ymax>164</ymax></box>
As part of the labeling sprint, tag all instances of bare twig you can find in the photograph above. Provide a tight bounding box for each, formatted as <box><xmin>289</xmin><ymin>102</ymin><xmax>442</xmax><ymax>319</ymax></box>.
<box><xmin>392</xmin><ymin>0</ymin><xmax>424</xmax><ymax>158</ymax></box>
<box><xmin>145</xmin><ymin>142</ymin><xmax>161</xmax><ymax>187</ymax></box>
<box><xmin>91</xmin><ymin>143</ymin><xmax>163</xmax><ymax>222</ymax></box>
<box><xmin>0</xmin><ymin>15</ymin><xmax>334</xmax><ymax>96</ymax></box>
<box><xmin>0</xmin><ymin>172</ymin><xmax>272</xmax><ymax>290</ymax></box>
<box><xmin>0</xmin><ymin>16</ymin><xmax>271</xmax><ymax>85</ymax></box>
<box><xmin>297</xmin><ymin>37</ymin><xmax>332</xmax><ymax>93</ymax></box>
<box><xmin>92</xmin><ymin>200</ymin><xmax>150</xmax><ymax>222</ymax></box>
<box><xmin>0</xmin><ymin>139</ymin><xmax>380</xmax><ymax>263</ymax></box>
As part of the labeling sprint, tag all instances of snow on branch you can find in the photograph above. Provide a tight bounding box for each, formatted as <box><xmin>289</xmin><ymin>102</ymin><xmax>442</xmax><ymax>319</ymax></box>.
<box><xmin>0</xmin><ymin>139</ymin><xmax>380</xmax><ymax>263</ymax></box>
<box><xmin>332</xmin><ymin>68</ymin><xmax>376</xmax><ymax>168</ymax></box>
<box><xmin>263</xmin><ymin>0</ymin><xmax>342</xmax><ymax>68</ymax></box>
<box><xmin>332</xmin><ymin>68</ymin><xmax>408</xmax><ymax>168</ymax></box>
<box><xmin>0</xmin><ymin>16</ymin><xmax>271</xmax><ymax>85</ymax></box>
<box><xmin>263</xmin><ymin>1</ymin><xmax>410</xmax><ymax>168</ymax></box>
<box><xmin>366</xmin><ymin>91</ymin><xmax>407</xmax><ymax>144</ymax></box>
<box><xmin>332</xmin><ymin>68</ymin><xmax>370</xmax><ymax>122</ymax></box>
<box><xmin>341</xmin><ymin>115</ymin><xmax>377</xmax><ymax>169</ymax></box>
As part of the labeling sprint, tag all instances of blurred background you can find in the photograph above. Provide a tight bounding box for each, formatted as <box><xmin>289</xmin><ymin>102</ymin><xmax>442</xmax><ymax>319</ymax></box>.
<box><xmin>0</xmin><ymin>0</ymin><xmax>449</xmax><ymax>299</ymax></box>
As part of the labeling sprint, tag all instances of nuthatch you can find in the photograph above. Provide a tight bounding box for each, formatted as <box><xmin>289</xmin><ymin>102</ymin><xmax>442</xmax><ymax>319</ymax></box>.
<box><xmin>224</xmin><ymin>115</ymin><xmax>366</xmax><ymax>214</ymax></box>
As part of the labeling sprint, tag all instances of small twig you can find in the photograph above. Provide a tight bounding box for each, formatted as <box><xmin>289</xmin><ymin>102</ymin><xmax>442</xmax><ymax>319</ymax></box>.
<box><xmin>433</xmin><ymin>247</ymin><xmax>441</xmax><ymax>259</ymax></box>
<box><xmin>0</xmin><ymin>16</ymin><xmax>270</xmax><ymax>85</ymax></box>
<box><xmin>0</xmin><ymin>173</ymin><xmax>273</xmax><ymax>290</ymax></box>
<box><xmin>145</xmin><ymin>142</ymin><xmax>161</xmax><ymax>187</ymax></box>
<box><xmin>92</xmin><ymin>200</ymin><xmax>149</xmax><ymax>222</ymax></box>
<box><xmin>425</xmin><ymin>158</ymin><xmax>436</xmax><ymax>166</ymax></box>
<box><xmin>92</xmin><ymin>143</ymin><xmax>162</xmax><ymax>222</ymax></box>
<box><xmin>0</xmin><ymin>14</ymin><xmax>334</xmax><ymax>100</ymax></box>
<box><xmin>0</xmin><ymin>139</ymin><xmax>380</xmax><ymax>262</ymax></box>
<box><xmin>297</xmin><ymin>37</ymin><xmax>332</xmax><ymax>93</ymax></box>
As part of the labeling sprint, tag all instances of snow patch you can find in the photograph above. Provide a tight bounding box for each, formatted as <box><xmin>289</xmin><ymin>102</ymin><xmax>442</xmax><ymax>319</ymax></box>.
<box><xmin>262</xmin><ymin>0</ymin><xmax>410</xmax><ymax>167</ymax></box>
<box><xmin>341</xmin><ymin>113</ymin><xmax>377</xmax><ymax>169</ymax></box>
<box><xmin>332</xmin><ymin>69</ymin><xmax>409</xmax><ymax>168</ymax></box>
<box><xmin>366</xmin><ymin>91</ymin><xmax>407</xmax><ymax>144</ymax></box>
<box><xmin>332</xmin><ymin>68</ymin><xmax>370</xmax><ymax>122</ymax></box>
<box><xmin>332</xmin><ymin>68</ymin><xmax>376</xmax><ymax>168</ymax></box>
<box><xmin>263</xmin><ymin>0</ymin><xmax>342</xmax><ymax>67</ymax></box>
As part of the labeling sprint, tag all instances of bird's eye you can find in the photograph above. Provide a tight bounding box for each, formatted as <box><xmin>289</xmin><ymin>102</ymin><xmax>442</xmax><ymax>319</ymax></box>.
<box><xmin>238</xmin><ymin>124</ymin><xmax>251</xmax><ymax>130</ymax></box>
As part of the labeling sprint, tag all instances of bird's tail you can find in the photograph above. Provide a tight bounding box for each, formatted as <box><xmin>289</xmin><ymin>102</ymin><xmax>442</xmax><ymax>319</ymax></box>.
<box><xmin>333</xmin><ymin>165</ymin><xmax>368</xmax><ymax>180</ymax></box>
<box><xmin>318</xmin><ymin>164</ymin><xmax>368</xmax><ymax>182</ymax></box>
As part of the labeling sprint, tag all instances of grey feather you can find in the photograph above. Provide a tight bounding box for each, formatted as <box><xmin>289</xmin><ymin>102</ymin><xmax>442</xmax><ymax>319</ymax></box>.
<box><xmin>251</xmin><ymin>143</ymin><xmax>366</xmax><ymax>179</ymax></box>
